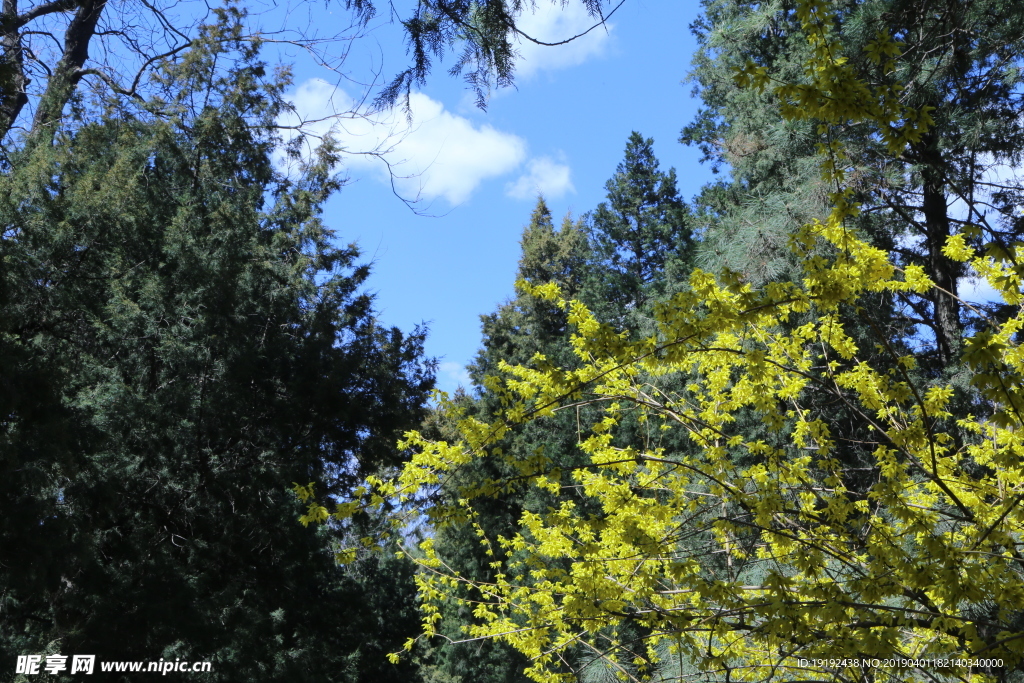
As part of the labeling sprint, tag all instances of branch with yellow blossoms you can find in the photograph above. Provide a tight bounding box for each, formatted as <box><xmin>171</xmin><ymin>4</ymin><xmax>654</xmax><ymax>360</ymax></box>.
<box><xmin>296</xmin><ymin>1</ymin><xmax>1024</xmax><ymax>680</ymax></box>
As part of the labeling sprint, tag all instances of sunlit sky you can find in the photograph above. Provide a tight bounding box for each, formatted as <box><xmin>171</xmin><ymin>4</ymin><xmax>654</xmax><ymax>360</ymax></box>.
<box><xmin>260</xmin><ymin>1</ymin><xmax>715</xmax><ymax>394</ymax></box>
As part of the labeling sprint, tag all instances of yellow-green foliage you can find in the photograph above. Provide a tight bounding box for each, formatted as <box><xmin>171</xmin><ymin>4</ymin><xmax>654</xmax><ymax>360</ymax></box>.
<box><xmin>303</xmin><ymin>2</ymin><xmax>1024</xmax><ymax>680</ymax></box>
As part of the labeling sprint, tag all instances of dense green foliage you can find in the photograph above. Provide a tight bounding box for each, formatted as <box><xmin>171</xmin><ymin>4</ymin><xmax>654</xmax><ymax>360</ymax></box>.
<box><xmin>684</xmin><ymin>0</ymin><xmax>1024</xmax><ymax>367</ymax></box>
<box><xmin>413</xmin><ymin>136</ymin><xmax>694</xmax><ymax>683</ymax></box>
<box><xmin>326</xmin><ymin>2</ymin><xmax>1024</xmax><ymax>681</ymax></box>
<box><xmin>8</xmin><ymin>0</ymin><xmax>1024</xmax><ymax>681</ymax></box>
<box><xmin>0</xmin><ymin>22</ymin><xmax>432</xmax><ymax>682</ymax></box>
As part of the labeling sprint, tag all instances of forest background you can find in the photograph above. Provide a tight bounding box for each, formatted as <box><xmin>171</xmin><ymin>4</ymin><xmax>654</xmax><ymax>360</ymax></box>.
<box><xmin>3</xmin><ymin>0</ymin><xmax>1024</xmax><ymax>682</ymax></box>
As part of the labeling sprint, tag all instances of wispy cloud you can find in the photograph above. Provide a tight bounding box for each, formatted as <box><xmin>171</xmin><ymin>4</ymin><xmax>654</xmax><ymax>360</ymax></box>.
<box><xmin>439</xmin><ymin>361</ymin><xmax>472</xmax><ymax>392</ymax></box>
<box><xmin>505</xmin><ymin>155</ymin><xmax>575</xmax><ymax>200</ymax></box>
<box><xmin>959</xmin><ymin>271</ymin><xmax>1002</xmax><ymax>305</ymax></box>
<box><xmin>513</xmin><ymin>2</ymin><xmax>613</xmax><ymax>78</ymax></box>
<box><xmin>279</xmin><ymin>79</ymin><xmax>527</xmax><ymax>205</ymax></box>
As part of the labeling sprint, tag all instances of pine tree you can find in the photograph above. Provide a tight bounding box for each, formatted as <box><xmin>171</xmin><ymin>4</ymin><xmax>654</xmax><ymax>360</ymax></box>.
<box><xmin>684</xmin><ymin>0</ymin><xmax>1024</xmax><ymax>368</ymax></box>
<box><xmin>585</xmin><ymin>132</ymin><xmax>693</xmax><ymax>323</ymax></box>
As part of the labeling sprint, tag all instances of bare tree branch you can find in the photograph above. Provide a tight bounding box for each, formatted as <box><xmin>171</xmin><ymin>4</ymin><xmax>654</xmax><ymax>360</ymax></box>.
<box><xmin>15</xmin><ymin>0</ymin><xmax>78</xmax><ymax>28</ymax></box>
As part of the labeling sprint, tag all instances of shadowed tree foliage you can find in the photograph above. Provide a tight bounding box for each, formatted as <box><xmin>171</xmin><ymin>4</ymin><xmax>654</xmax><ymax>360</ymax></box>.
<box><xmin>0</xmin><ymin>24</ymin><xmax>432</xmax><ymax>682</ymax></box>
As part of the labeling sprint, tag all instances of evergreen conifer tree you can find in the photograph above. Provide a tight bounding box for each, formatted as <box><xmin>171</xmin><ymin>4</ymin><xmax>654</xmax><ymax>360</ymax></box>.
<box><xmin>0</xmin><ymin>21</ymin><xmax>432</xmax><ymax>682</ymax></box>
<box><xmin>471</xmin><ymin>198</ymin><xmax>590</xmax><ymax>384</ymax></box>
<box><xmin>585</xmin><ymin>132</ymin><xmax>693</xmax><ymax>323</ymax></box>
<box><xmin>684</xmin><ymin>0</ymin><xmax>1024</xmax><ymax>368</ymax></box>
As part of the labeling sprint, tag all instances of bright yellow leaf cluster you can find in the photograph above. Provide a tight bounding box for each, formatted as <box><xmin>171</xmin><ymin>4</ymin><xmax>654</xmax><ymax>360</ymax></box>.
<box><xmin>303</xmin><ymin>2</ymin><xmax>1024</xmax><ymax>680</ymax></box>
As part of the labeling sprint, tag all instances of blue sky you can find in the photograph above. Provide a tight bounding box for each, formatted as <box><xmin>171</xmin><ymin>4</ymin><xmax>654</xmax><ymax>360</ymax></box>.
<box><xmin>261</xmin><ymin>1</ymin><xmax>718</xmax><ymax>394</ymax></box>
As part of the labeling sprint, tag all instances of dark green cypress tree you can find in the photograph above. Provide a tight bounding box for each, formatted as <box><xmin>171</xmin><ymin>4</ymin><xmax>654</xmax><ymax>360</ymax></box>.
<box><xmin>0</xmin><ymin>20</ymin><xmax>432</xmax><ymax>683</ymax></box>
<box><xmin>584</xmin><ymin>132</ymin><xmax>693</xmax><ymax>323</ymax></box>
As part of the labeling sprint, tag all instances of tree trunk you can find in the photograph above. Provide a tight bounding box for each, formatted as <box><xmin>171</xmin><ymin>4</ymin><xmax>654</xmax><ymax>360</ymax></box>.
<box><xmin>918</xmin><ymin>134</ymin><xmax>963</xmax><ymax>365</ymax></box>
<box><xmin>27</xmin><ymin>0</ymin><xmax>105</xmax><ymax>146</ymax></box>
<box><xmin>0</xmin><ymin>0</ymin><xmax>30</xmax><ymax>139</ymax></box>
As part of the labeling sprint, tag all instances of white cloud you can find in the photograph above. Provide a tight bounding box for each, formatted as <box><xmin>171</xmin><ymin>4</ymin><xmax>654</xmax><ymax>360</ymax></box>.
<box><xmin>374</xmin><ymin>94</ymin><xmax>527</xmax><ymax>204</ymax></box>
<box><xmin>512</xmin><ymin>2</ymin><xmax>612</xmax><ymax>78</ymax></box>
<box><xmin>505</xmin><ymin>156</ymin><xmax>575</xmax><ymax>200</ymax></box>
<box><xmin>439</xmin><ymin>361</ymin><xmax>472</xmax><ymax>390</ymax></box>
<box><xmin>279</xmin><ymin>79</ymin><xmax>528</xmax><ymax>205</ymax></box>
<box><xmin>959</xmin><ymin>272</ymin><xmax>1002</xmax><ymax>305</ymax></box>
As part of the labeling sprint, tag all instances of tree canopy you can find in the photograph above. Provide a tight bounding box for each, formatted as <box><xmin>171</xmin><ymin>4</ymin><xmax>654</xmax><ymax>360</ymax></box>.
<box><xmin>301</xmin><ymin>1</ymin><xmax>1024</xmax><ymax>681</ymax></box>
<box><xmin>9</xmin><ymin>0</ymin><xmax>1024</xmax><ymax>680</ymax></box>
<box><xmin>0</xmin><ymin>0</ymin><xmax>621</xmax><ymax>148</ymax></box>
<box><xmin>1</xmin><ymin>17</ymin><xmax>433</xmax><ymax>681</ymax></box>
<box><xmin>684</xmin><ymin>0</ymin><xmax>1024</xmax><ymax>367</ymax></box>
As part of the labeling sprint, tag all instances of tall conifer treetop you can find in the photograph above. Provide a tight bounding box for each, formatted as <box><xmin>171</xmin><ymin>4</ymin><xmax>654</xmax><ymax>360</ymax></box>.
<box><xmin>586</xmin><ymin>132</ymin><xmax>693</xmax><ymax>315</ymax></box>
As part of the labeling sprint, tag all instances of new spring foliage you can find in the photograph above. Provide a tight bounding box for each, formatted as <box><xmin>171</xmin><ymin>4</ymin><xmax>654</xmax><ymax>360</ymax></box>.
<box><xmin>304</xmin><ymin>1</ymin><xmax>1024</xmax><ymax>679</ymax></box>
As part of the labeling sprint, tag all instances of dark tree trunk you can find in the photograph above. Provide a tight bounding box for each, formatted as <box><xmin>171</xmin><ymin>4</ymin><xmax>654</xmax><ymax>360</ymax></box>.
<box><xmin>917</xmin><ymin>134</ymin><xmax>963</xmax><ymax>365</ymax></box>
<box><xmin>28</xmin><ymin>0</ymin><xmax>106</xmax><ymax>145</ymax></box>
<box><xmin>0</xmin><ymin>0</ymin><xmax>30</xmax><ymax>138</ymax></box>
